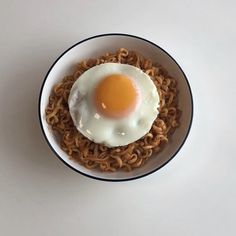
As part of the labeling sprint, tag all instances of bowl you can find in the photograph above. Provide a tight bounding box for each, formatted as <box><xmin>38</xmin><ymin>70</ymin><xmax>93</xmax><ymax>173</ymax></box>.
<box><xmin>38</xmin><ymin>33</ymin><xmax>193</xmax><ymax>181</ymax></box>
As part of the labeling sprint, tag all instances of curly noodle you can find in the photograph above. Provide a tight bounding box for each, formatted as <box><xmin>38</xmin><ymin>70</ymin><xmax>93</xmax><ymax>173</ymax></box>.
<box><xmin>45</xmin><ymin>48</ymin><xmax>180</xmax><ymax>171</ymax></box>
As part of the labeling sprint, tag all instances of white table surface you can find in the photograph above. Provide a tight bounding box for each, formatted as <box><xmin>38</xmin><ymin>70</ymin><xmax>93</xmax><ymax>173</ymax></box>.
<box><xmin>0</xmin><ymin>1</ymin><xmax>235</xmax><ymax>235</ymax></box>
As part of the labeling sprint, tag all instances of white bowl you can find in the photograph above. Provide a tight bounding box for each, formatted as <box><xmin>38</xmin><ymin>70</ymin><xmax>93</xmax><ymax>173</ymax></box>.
<box><xmin>39</xmin><ymin>33</ymin><xmax>193</xmax><ymax>181</ymax></box>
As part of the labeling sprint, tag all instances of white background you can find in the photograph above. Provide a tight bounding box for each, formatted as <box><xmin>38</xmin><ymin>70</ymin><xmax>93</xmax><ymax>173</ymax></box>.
<box><xmin>0</xmin><ymin>0</ymin><xmax>235</xmax><ymax>235</ymax></box>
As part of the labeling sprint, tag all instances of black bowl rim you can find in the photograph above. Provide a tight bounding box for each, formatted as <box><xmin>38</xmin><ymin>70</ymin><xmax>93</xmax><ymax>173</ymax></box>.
<box><xmin>38</xmin><ymin>33</ymin><xmax>194</xmax><ymax>182</ymax></box>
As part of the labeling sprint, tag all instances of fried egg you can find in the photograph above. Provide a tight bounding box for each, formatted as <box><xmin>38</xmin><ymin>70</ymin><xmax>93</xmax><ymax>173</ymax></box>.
<box><xmin>68</xmin><ymin>63</ymin><xmax>159</xmax><ymax>147</ymax></box>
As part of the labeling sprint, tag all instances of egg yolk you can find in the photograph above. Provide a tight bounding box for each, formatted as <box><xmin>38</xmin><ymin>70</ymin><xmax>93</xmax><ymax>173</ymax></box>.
<box><xmin>94</xmin><ymin>74</ymin><xmax>138</xmax><ymax>119</ymax></box>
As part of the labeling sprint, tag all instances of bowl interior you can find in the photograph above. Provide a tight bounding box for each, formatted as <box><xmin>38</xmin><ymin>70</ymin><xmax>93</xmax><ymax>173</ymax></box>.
<box><xmin>39</xmin><ymin>34</ymin><xmax>193</xmax><ymax>181</ymax></box>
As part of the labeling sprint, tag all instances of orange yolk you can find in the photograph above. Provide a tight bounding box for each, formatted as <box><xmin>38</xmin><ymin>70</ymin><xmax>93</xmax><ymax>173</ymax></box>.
<box><xmin>94</xmin><ymin>74</ymin><xmax>138</xmax><ymax>119</ymax></box>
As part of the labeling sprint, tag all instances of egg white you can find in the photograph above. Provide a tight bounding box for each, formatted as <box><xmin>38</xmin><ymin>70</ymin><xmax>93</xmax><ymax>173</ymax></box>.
<box><xmin>68</xmin><ymin>63</ymin><xmax>160</xmax><ymax>147</ymax></box>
